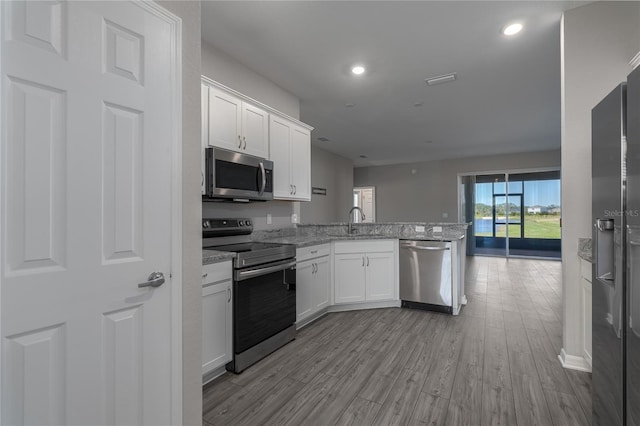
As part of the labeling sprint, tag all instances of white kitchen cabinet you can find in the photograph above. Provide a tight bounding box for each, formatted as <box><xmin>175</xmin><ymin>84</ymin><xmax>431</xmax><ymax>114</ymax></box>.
<box><xmin>270</xmin><ymin>115</ymin><xmax>311</xmax><ymax>201</ymax></box>
<box><xmin>334</xmin><ymin>253</ymin><xmax>367</xmax><ymax>303</ymax></box>
<box><xmin>201</xmin><ymin>82</ymin><xmax>209</xmax><ymax>195</ymax></box>
<box><xmin>202</xmin><ymin>261</ymin><xmax>233</xmax><ymax>382</ymax></box>
<box><xmin>333</xmin><ymin>240</ymin><xmax>397</xmax><ymax>305</ymax></box>
<box><xmin>296</xmin><ymin>244</ymin><xmax>330</xmax><ymax>324</ymax></box>
<box><xmin>204</xmin><ymin>83</ymin><xmax>269</xmax><ymax>159</ymax></box>
<box><xmin>365</xmin><ymin>252</ymin><xmax>395</xmax><ymax>301</ymax></box>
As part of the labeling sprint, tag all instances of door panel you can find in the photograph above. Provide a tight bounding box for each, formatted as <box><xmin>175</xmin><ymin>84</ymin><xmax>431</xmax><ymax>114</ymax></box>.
<box><xmin>1</xmin><ymin>2</ymin><xmax>177</xmax><ymax>424</ymax></box>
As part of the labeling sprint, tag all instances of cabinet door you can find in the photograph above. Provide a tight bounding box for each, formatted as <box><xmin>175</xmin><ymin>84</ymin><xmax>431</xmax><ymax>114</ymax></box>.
<box><xmin>296</xmin><ymin>260</ymin><xmax>314</xmax><ymax>322</ymax></box>
<box><xmin>201</xmin><ymin>84</ymin><xmax>210</xmax><ymax>195</ymax></box>
<box><xmin>313</xmin><ymin>256</ymin><xmax>330</xmax><ymax>311</ymax></box>
<box><xmin>202</xmin><ymin>281</ymin><xmax>232</xmax><ymax>376</ymax></box>
<box><xmin>365</xmin><ymin>252</ymin><xmax>395</xmax><ymax>301</ymax></box>
<box><xmin>208</xmin><ymin>86</ymin><xmax>242</xmax><ymax>152</ymax></box>
<box><xmin>269</xmin><ymin>116</ymin><xmax>293</xmax><ymax>199</ymax></box>
<box><xmin>334</xmin><ymin>253</ymin><xmax>366</xmax><ymax>304</ymax></box>
<box><xmin>290</xmin><ymin>125</ymin><xmax>311</xmax><ymax>201</ymax></box>
<box><xmin>242</xmin><ymin>103</ymin><xmax>269</xmax><ymax>158</ymax></box>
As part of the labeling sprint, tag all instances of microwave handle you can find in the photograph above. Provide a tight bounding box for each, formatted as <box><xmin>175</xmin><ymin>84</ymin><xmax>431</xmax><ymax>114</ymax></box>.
<box><xmin>259</xmin><ymin>162</ymin><xmax>266</xmax><ymax>195</ymax></box>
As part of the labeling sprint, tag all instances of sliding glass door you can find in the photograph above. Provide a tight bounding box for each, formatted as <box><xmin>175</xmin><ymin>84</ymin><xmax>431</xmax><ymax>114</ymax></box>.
<box><xmin>462</xmin><ymin>170</ymin><xmax>561</xmax><ymax>259</ymax></box>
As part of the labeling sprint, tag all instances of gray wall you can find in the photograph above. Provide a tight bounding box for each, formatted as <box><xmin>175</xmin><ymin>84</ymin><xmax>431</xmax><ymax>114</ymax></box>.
<box><xmin>561</xmin><ymin>2</ymin><xmax>640</xmax><ymax>364</ymax></box>
<box><xmin>300</xmin><ymin>145</ymin><xmax>354</xmax><ymax>223</ymax></box>
<box><xmin>202</xmin><ymin>40</ymin><xmax>299</xmax><ymax>119</ymax></box>
<box><xmin>354</xmin><ymin>149</ymin><xmax>560</xmax><ymax>223</ymax></box>
<box><xmin>157</xmin><ymin>2</ymin><xmax>202</xmax><ymax>425</ymax></box>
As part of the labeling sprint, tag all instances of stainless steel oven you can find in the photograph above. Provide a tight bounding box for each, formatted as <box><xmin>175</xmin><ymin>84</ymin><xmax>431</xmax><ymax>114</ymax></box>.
<box><xmin>204</xmin><ymin>147</ymin><xmax>273</xmax><ymax>202</ymax></box>
<box><xmin>203</xmin><ymin>218</ymin><xmax>296</xmax><ymax>374</ymax></box>
<box><xmin>231</xmin><ymin>258</ymin><xmax>296</xmax><ymax>372</ymax></box>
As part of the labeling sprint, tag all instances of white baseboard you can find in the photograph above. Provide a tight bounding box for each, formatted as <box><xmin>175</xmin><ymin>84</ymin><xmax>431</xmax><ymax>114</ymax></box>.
<box><xmin>328</xmin><ymin>299</ymin><xmax>401</xmax><ymax>313</ymax></box>
<box><xmin>559</xmin><ymin>348</ymin><xmax>592</xmax><ymax>372</ymax></box>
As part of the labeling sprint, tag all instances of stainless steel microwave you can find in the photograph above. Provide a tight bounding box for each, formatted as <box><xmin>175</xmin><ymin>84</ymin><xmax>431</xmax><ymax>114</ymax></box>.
<box><xmin>204</xmin><ymin>147</ymin><xmax>274</xmax><ymax>202</ymax></box>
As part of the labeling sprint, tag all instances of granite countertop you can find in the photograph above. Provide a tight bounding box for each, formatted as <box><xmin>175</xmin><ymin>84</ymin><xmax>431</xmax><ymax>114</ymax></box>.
<box><xmin>202</xmin><ymin>249</ymin><xmax>236</xmax><ymax>266</ymax></box>
<box><xmin>578</xmin><ymin>238</ymin><xmax>593</xmax><ymax>263</ymax></box>
<box><xmin>258</xmin><ymin>233</ymin><xmax>464</xmax><ymax>248</ymax></box>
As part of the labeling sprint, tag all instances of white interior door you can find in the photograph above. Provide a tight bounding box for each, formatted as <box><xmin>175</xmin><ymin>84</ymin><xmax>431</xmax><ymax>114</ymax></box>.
<box><xmin>1</xmin><ymin>2</ymin><xmax>180</xmax><ymax>424</ymax></box>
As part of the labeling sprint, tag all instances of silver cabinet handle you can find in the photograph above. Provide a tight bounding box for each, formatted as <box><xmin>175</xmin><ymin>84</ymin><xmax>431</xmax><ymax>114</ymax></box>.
<box><xmin>138</xmin><ymin>272</ymin><xmax>165</xmax><ymax>288</ymax></box>
<box><xmin>238</xmin><ymin>135</ymin><xmax>242</xmax><ymax>148</ymax></box>
<box><xmin>243</xmin><ymin>136</ymin><xmax>247</xmax><ymax>149</ymax></box>
<box><xmin>362</xmin><ymin>256</ymin><xmax>365</xmax><ymax>267</ymax></box>
<box><xmin>202</xmin><ymin>273</ymin><xmax>208</xmax><ymax>279</ymax></box>
<box><xmin>310</xmin><ymin>250</ymin><xmax>318</xmax><ymax>254</ymax></box>
<box><xmin>367</xmin><ymin>256</ymin><xmax>369</xmax><ymax>266</ymax></box>
<box><xmin>290</xmin><ymin>184</ymin><xmax>293</xmax><ymax>195</ymax></box>
<box><xmin>227</xmin><ymin>287</ymin><xmax>231</xmax><ymax>303</ymax></box>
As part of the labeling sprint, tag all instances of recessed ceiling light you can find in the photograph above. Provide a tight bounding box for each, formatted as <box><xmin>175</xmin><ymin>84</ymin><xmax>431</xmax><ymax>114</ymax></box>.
<box><xmin>359</xmin><ymin>155</ymin><xmax>367</xmax><ymax>159</ymax></box>
<box><xmin>425</xmin><ymin>73</ymin><xmax>457</xmax><ymax>86</ymax></box>
<box><xmin>317</xmin><ymin>137</ymin><xmax>330</xmax><ymax>142</ymax></box>
<box><xmin>351</xmin><ymin>65</ymin><xmax>366</xmax><ymax>75</ymax></box>
<box><xmin>345</xmin><ymin>103</ymin><xmax>356</xmax><ymax>108</ymax></box>
<box><xmin>424</xmin><ymin>140</ymin><xmax>433</xmax><ymax>144</ymax></box>
<box><xmin>413</xmin><ymin>101</ymin><xmax>424</xmax><ymax>107</ymax></box>
<box><xmin>502</xmin><ymin>22</ymin><xmax>523</xmax><ymax>36</ymax></box>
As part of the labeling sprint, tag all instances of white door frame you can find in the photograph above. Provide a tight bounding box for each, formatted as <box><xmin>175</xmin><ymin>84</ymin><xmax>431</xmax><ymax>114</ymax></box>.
<box><xmin>0</xmin><ymin>1</ymin><xmax>183</xmax><ymax>423</ymax></box>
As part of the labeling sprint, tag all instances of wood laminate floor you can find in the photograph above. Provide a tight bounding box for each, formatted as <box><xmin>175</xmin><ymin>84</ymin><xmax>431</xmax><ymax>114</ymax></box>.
<box><xmin>203</xmin><ymin>256</ymin><xmax>592</xmax><ymax>426</ymax></box>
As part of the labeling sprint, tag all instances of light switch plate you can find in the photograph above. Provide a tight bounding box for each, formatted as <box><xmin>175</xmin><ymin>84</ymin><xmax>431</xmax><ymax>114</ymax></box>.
<box><xmin>415</xmin><ymin>225</ymin><xmax>425</xmax><ymax>233</ymax></box>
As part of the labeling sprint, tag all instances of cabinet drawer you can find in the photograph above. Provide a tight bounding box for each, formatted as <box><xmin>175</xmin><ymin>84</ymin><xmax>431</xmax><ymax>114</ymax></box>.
<box><xmin>202</xmin><ymin>261</ymin><xmax>232</xmax><ymax>286</ymax></box>
<box><xmin>297</xmin><ymin>244</ymin><xmax>330</xmax><ymax>262</ymax></box>
<box><xmin>333</xmin><ymin>240</ymin><xmax>395</xmax><ymax>254</ymax></box>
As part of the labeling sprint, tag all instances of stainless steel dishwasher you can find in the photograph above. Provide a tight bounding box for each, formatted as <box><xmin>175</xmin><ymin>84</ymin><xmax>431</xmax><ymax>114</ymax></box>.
<box><xmin>399</xmin><ymin>240</ymin><xmax>453</xmax><ymax>314</ymax></box>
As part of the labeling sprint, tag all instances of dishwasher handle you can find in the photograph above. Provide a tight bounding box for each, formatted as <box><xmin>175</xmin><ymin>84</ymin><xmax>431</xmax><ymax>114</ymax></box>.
<box><xmin>401</xmin><ymin>245</ymin><xmax>450</xmax><ymax>251</ymax></box>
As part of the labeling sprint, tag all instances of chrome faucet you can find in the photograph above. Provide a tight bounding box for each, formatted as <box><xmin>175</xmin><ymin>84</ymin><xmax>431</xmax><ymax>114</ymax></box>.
<box><xmin>348</xmin><ymin>206</ymin><xmax>366</xmax><ymax>234</ymax></box>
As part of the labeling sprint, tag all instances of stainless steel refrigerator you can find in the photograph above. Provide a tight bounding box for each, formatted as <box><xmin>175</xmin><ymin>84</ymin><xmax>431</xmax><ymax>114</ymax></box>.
<box><xmin>592</xmin><ymin>66</ymin><xmax>640</xmax><ymax>425</ymax></box>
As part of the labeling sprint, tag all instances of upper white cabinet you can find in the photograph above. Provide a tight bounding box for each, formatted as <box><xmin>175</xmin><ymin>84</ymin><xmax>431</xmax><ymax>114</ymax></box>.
<box><xmin>203</xmin><ymin>83</ymin><xmax>269</xmax><ymax>159</ymax></box>
<box><xmin>270</xmin><ymin>115</ymin><xmax>311</xmax><ymax>201</ymax></box>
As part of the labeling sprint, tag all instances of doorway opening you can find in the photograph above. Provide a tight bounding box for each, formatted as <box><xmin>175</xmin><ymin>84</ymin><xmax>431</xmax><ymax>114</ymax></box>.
<box><xmin>353</xmin><ymin>186</ymin><xmax>376</xmax><ymax>223</ymax></box>
<box><xmin>460</xmin><ymin>170</ymin><xmax>561</xmax><ymax>259</ymax></box>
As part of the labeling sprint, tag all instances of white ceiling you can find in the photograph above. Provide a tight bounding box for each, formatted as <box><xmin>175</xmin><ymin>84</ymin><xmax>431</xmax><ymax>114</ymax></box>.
<box><xmin>201</xmin><ymin>1</ymin><xmax>587</xmax><ymax>167</ymax></box>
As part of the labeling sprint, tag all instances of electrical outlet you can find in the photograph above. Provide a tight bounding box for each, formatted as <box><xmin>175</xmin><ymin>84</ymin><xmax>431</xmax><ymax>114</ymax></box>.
<box><xmin>416</xmin><ymin>225</ymin><xmax>425</xmax><ymax>233</ymax></box>
<box><xmin>267</xmin><ymin>213</ymin><xmax>272</xmax><ymax>225</ymax></box>
<box><xmin>433</xmin><ymin>226</ymin><xmax>443</xmax><ymax>233</ymax></box>
<box><xmin>291</xmin><ymin>213</ymin><xmax>298</xmax><ymax>224</ymax></box>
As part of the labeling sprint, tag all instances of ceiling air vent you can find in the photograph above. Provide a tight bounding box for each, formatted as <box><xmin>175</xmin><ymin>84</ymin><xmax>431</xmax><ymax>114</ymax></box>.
<box><xmin>425</xmin><ymin>73</ymin><xmax>457</xmax><ymax>86</ymax></box>
<box><xmin>317</xmin><ymin>137</ymin><xmax>330</xmax><ymax>142</ymax></box>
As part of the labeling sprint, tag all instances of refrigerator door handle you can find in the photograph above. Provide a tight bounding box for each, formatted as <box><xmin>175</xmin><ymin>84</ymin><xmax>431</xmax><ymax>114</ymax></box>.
<box><xmin>594</xmin><ymin>218</ymin><xmax>615</xmax><ymax>285</ymax></box>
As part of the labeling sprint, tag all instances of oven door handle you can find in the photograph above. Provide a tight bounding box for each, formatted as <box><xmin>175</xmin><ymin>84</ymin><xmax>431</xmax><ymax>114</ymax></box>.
<box><xmin>235</xmin><ymin>259</ymin><xmax>296</xmax><ymax>281</ymax></box>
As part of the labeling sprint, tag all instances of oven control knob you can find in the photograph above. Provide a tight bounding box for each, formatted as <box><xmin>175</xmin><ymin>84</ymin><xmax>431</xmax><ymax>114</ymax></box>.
<box><xmin>246</xmin><ymin>220</ymin><xmax>251</xmax><ymax>226</ymax></box>
<box><xmin>238</xmin><ymin>220</ymin><xmax>244</xmax><ymax>226</ymax></box>
<box><xmin>203</xmin><ymin>221</ymin><xmax>209</xmax><ymax>228</ymax></box>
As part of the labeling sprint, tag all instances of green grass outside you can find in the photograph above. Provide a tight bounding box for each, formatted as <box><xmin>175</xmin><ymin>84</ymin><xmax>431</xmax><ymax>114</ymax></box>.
<box><xmin>475</xmin><ymin>215</ymin><xmax>560</xmax><ymax>239</ymax></box>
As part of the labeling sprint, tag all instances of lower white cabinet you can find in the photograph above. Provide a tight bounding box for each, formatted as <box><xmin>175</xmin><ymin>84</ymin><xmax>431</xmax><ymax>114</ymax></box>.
<box><xmin>296</xmin><ymin>244</ymin><xmax>330</xmax><ymax>323</ymax></box>
<box><xmin>333</xmin><ymin>240</ymin><xmax>397</xmax><ymax>305</ymax></box>
<box><xmin>202</xmin><ymin>261</ymin><xmax>233</xmax><ymax>380</ymax></box>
